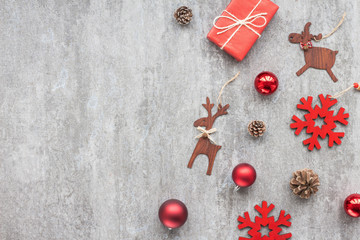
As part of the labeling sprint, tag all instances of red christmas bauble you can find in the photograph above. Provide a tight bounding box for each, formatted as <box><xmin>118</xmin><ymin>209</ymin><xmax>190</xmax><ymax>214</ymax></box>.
<box><xmin>232</xmin><ymin>163</ymin><xmax>257</xmax><ymax>187</ymax></box>
<box><xmin>254</xmin><ymin>71</ymin><xmax>278</xmax><ymax>95</ymax></box>
<box><xmin>159</xmin><ymin>199</ymin><xmax>188</xmax><ymax>229</ymax></box>
<box><xmin>344</xmin><ymin>193</ymin><xmax>360</xmax><ymax>218</ymax></box>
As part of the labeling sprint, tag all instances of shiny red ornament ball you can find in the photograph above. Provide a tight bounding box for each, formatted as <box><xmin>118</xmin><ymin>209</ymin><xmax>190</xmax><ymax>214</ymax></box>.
<box><xmin>254</xmin><ymin>71</ymin><xmax>279</xmax><ymax>95</ymax></box>
<box><xmin>158</xmin><ymin>199</ymin><xmax>188</xmax><ymax>229</ymax></box>
<box><xmin>232</xmin><ymin>163</ymin><xmax>257</xmax><ymax>188</ymax></box>
<box><xmin>344</xmin><ymin>193</ymin><xmax>360</xmax><ymax>218</ymax></box>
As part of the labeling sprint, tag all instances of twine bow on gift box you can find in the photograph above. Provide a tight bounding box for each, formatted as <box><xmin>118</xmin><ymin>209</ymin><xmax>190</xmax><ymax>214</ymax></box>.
<box><xmin>212</xmin><ymin>0</ymin><xmax>268</xmax><ymax>49</ymax></box>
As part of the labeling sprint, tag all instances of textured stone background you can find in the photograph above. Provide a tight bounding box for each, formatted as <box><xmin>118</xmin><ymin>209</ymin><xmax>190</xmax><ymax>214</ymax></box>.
<box><xmin>0</xmin><ymin>0</ymin><xmax>359</xmax><ymax>239</ymax></box>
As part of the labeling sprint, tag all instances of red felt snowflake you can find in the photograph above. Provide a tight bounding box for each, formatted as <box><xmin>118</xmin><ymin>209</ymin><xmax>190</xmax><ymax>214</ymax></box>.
<box><xmin>238</xmin><ymin>201</ymin><xmax>292</xmax><ymax>240</ymax></box>
<box><xmin>290</xmin><ymin>94</ymin><xmax>349</xmax><ymax>151</ymax></box>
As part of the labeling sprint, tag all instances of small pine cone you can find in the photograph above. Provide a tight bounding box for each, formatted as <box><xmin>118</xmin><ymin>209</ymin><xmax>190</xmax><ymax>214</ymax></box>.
<box><xmin>174</xmin><ymin>6</ymin><xmax>193</xmax><ymax>25</ymax></box>
<box><xmin>290</xmin><ymin>168</ymin><xmax>320</xmax><ymax>199</ymax></box>
<box><xmin>248</xmin><ymin>120</ymin><xmax>266</xmax><ymax>137</ymax></box>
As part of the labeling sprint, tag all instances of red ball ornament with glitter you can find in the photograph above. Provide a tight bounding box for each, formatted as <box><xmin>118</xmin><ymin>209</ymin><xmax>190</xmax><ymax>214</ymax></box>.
<box><xmin>254</xmin><ymin>71</ymin><xmax>279</xmax><ymax>95</ymax></box>
<box><xmin>344</xmin><ymin>193</ymin><xmax>360</xmax><ymax>218</ymax></box>
<box><xmin>232</xmin><ymin>163</ymin><xmax>256</xmax><ymax>190</ymax></box>
<box><xmin>158</xmin><ymin>199</ymin><xmax>188</xmax><ymax>229</ymax></box>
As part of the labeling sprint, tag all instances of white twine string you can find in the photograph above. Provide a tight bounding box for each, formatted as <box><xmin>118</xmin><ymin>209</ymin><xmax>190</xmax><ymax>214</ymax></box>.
<box><xmin>212</xmin><ymin>0</ymin><xmax>267</xmax><ymax>49</ymax></box>
<box><xmin>217</xmin><ymin>71</ymin><xmax>240</xmax><ymax>108</ymax></box>
<box><xmin>195</xmin><ymin>126</ymin><xmax>217</xmax><ymax>144</ymax></box>
<box><xmin>330</xmin><ymin>85</ymin><xmax>354</xmax><ymax>99</ymax></box>
<box><xmin>331</xmin><ymin>83</ymin><xmax>360</xmax><ymax>99</ymax></box>
<box><xmin>314</xmin><ymin>12</ymin><xmax>346</xmax><ymax>42</ymax></box>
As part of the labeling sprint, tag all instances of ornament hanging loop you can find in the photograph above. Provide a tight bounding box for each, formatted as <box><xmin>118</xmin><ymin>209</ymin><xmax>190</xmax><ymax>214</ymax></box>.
<box><xmin>314</xmin><ymin>12</ymin><xmax>346</xmax><ymax>42</ymax></box>
<box><xmin>217</xmin><ymin>71</ymin><xmax>240</xmax><ymax>109</ymax></box>
<box><xmin>331</xmin><ymin>82</ymin><xmax>360</xmax><ymax>99</ymax></box>
<box><xmin>234</xmin><ymin>185</ymin><xmax>241</xmax><ymax>192</ymax></box>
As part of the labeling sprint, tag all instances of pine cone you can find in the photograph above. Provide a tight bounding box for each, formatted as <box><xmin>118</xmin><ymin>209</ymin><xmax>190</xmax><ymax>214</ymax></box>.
<box><xmin>248</xmin><ymin>120</ymin><xmax>266</xmax><ymax>137</ymax></box>
<box><xmin>174</xmin><ymin>6</ymin><xmax>193</xmax><ymax>25</ymax></box>
<box><xmin>290</xmin><ymin>168</ymin><xmax>320</xmax><ymax>199</ymax></box>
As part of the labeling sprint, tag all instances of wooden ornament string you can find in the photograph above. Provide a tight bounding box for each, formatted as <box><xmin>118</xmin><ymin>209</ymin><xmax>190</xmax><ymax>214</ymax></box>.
<box><xmin>314</xmin><ymin>12</ymin><xmax>346</xmax><ymax>42</ymax></box>
<box><xmin>217</xmin><ymin>71</ymin><xmax>240</xmax><ymax>109</ymax></box>
<box><xmin>331</xmin><ymin>83</ymin><xmax>360</xmax><ymax>99</ymax></box>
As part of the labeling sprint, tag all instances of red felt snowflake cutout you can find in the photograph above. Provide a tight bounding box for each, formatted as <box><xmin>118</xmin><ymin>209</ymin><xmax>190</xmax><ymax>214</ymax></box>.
<box><xmin>290</xmin><ymin>94</ymin><xmax>349</xmax><ymax>151</ymax></box>
<box><xmin>238</xmin><ymin>201</ymin><xmax>292</xmax><ymax>240</ymax></box>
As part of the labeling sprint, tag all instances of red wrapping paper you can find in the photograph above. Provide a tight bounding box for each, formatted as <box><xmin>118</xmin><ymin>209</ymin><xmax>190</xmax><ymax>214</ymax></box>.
<box><xmin>207</xmin><ymin>0</ymin><xmax>279</xmax><ymax>61</ymax></box>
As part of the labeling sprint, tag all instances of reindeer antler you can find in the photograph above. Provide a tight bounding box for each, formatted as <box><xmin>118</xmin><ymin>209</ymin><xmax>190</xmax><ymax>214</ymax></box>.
<box><xmin>303</xmin><ymin>22</ymin><xmax>311</xmax><ymax>40</ymax></box>
<box><xmin>212</xmin><ymin>104</ymin><xmax>230</xmax><ymax>121</ymax></box>
<box><xmin>202</xmin><ymin>97</ymin><xmax>214</xmax><ymax>117</ymax></box>
<box><xmin>304</xmin><ymin>22</ymin><xmax>322</xmax><ymax>41</ymax></box>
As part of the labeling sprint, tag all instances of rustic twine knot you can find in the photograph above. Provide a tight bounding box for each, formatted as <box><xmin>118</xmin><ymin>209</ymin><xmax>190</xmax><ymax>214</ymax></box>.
<box><xmin>195</xmin><ymin>127</ymin><xmax>217</xmax><ymax>144</ymax></box>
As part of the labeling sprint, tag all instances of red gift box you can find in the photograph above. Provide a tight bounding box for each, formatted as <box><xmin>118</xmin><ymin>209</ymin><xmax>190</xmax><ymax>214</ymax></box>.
<box><xmin>207</xmin><ymin>0</ymin><xmax>279</xmax><ymax>61</ymax></box>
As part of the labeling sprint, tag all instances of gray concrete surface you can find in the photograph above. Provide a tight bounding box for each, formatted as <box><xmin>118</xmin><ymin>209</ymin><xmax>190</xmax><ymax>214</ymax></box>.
<box><xmin>0</xmin><ymin>0</ymin><xmax>360</xmax><ymax>239</ymax></box>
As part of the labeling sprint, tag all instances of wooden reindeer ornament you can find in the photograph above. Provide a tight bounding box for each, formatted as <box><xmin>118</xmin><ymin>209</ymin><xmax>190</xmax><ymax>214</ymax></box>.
<box><xmin>289</xmin><ymin>22</ymin><xmax>339</xmax><ymax>82</ymax></box>
<box><xmin>188</xmin><ymin>98</ymin><xmax>229</xmax><ymax>175</ymax></box>
<box><xmin>188</xmin><ymin>72</ymin><xmax>239</xmax><ymax>176</ymax></box>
